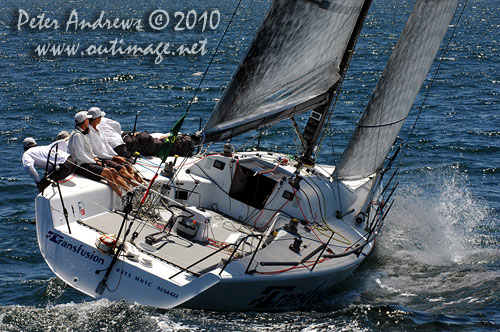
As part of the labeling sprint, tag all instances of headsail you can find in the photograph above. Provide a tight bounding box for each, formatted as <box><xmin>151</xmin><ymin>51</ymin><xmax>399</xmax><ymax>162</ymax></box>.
<box><xmin>335</xmin><ymin>0</ymin><xmax>459</xmax><ymax>180</ymax></box>
<box><xmin>204</xmin><ymin>0</ymin><xmax>367</xmax><ymax>143</ymax></box>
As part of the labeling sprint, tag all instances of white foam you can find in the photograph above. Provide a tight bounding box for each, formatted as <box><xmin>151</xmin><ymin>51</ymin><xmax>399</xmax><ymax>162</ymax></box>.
<box><xmin>379</xmin><ymin>167</ymin><xmax>492</xmax><ymax>265</ymax></box>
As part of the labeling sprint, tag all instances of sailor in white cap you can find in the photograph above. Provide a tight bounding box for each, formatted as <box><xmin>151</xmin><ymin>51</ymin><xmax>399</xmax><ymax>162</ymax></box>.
<box><xmin>87</xmin><ymin>107</ymin><xmax>143</xmax><ymax>185</ymax></box>
<box><xmin>21</xmin><ymin>137</ymin><xmax>75</xmax><ymax>191</ymax></box>
<box><xmin>89</xmin><ymin>107</ymin><xmax>131</xmax><ymax>158</ymax></box>
<box><xmin>56</xmin><ymin>130</ymin><xmax>70</xmax><ymax>141</ymax></box>
<box><xmin>23</xmin><ymin>137</ymin><xmax>37</xmax><ymax>150</ymax></box>
<box><xmin>68</xmin><ymin>111</ymin><xmax>130</xmax><ymax>197</ymax></box>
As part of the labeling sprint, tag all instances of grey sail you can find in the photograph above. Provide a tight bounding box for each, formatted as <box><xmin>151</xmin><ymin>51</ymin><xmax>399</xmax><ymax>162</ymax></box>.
<box><xmin>204</xmin><ymin>0</ymin><xmax>367</xmax><ymax>142</ymax></box>
<box><xmin>335</xmin><ymin>0</ymin><xmax>459</xmax><ymax>180</ymax></box>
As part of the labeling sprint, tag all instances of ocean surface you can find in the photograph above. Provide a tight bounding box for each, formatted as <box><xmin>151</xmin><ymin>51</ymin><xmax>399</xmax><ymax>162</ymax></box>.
<box><xmin>1</xmin><ymin>0</ymin><xmax>499</xmax><ymax>331</ymax></box>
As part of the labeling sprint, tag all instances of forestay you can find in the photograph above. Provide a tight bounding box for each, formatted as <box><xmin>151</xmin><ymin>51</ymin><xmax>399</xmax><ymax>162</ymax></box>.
<box><xmin>335</xmin><ymin>0</ymin><xmax>459</xmax><ymax>180</ymax></box>
<box><xmin>204</xmin><ymin>0</ymin><xmax>366</xmax><ymax>142</ymax></box>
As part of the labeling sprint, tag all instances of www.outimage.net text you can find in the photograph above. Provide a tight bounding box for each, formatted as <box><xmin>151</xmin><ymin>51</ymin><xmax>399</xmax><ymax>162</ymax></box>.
<box><xmin>16</xmin><ymin>8</ymin><xmax>220</xmax><ymax>63</ymax></box>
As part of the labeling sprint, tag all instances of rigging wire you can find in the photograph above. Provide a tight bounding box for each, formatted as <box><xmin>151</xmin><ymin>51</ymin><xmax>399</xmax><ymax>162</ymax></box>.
<box><xmin>234</xmin><ymin>125</ymin><xmax>272</xmax><ymax>153</ymax></box>
<box><xmin>185</xmin><ymin>0</ymin><xmax>246</xmax><ymax>116</ymax></box>
<box><xmin>314</xmin><ymin>83</ymin><xmax>343</xmax><ymax>163</ymax></box>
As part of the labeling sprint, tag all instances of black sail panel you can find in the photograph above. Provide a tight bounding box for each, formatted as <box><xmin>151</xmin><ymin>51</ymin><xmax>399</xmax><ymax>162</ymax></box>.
<box><xmin>335</xmin><ymin>0</ymin><xmax>459</xmax><ymax>180</ymax></box>
<box><xmin>204</xmin><ymin>0</ymin><xmax>366</xmax><ymax>142</ymax></box>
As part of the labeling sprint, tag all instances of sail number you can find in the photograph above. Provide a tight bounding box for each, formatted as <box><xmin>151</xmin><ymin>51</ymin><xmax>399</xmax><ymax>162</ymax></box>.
<box><xmin>149</xmin><ymin>9</ymin><xmax>220</xmax><ymax>32</ymax></box>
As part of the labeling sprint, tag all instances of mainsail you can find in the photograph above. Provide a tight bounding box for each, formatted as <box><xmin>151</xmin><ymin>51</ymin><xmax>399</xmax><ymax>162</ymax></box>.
<box><xmin>335</xmin><ymin>0</ymin><xmax>459</xmax><ymax>180</ymax></box>
<box><xmin>204</xmin><ymin>0</ymin><xmax>368</xmax><ymax>142</ymax></box>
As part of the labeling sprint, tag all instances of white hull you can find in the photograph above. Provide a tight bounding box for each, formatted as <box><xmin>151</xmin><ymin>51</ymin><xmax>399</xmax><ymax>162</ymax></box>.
<box><xmin>36</xmin><ymin>152</ymin><xmax>381</xmax><ymax>311</ymax></box>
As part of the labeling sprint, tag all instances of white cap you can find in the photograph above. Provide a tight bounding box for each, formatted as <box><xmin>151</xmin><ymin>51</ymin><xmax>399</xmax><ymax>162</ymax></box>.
<box><xmin>23</xmin><ymin>137</ymin><xmax>37</xmax><ymax>149</ymax></box>
<box><xmin>56</xmin><ymin>131</ymin><xmax>70</xmax><ymax>140</ymax></box>
<box><xmin>87</xmin><ymin>107</ymin><xmax>106</xmax><ymax>119</ymax></box>
<box><xmin>75</xmin><ymin>111</ymin><xmax>92</xmax><ymax>124</ymax></box>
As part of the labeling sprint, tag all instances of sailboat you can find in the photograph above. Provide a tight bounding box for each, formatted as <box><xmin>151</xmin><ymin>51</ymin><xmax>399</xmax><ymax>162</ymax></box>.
<box><xmin>35</xmin><ymin>0</ymin><xmax>459</xmax><ymax>311</ymax></box>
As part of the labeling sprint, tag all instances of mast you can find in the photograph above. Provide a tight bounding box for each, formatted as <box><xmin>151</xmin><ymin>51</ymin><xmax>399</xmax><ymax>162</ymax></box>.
<box><xmin>300</xmin><ymin>0</ymin><xmax>373</xmax><ymax>165</ymax></box>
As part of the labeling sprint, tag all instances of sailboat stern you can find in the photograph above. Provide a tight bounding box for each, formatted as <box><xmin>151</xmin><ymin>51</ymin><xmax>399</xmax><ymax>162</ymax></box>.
<box><xmin>35</xmin><ymin>178</ymin><xmax>222</xmax><ymax>309</ymax></box>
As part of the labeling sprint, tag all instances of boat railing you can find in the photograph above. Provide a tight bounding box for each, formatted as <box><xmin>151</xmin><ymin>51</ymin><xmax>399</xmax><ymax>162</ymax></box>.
<box><xmin>45</xmin><ymin>143</ymin><xmax>72</xmax><ymax>234</ymax></box>
<box><xmin>258</xmin><ymin>243</ymin><xmax>327</xmax><ymax>269</ymax></box>
<box><xmin>256</xmin><ymin>229</ymin><xmax>381</xmax><ymax>273</ymax></box>
<box><xmin>44</xmin><ymin>144</ymin><xmax>58</xmax><ymax>181</ymax></box>
<box><xmin>224</xmin><ymin>225</ymin><xmax>380</xmax><ymax>275</ymax></box>
<box><xmin>169</xmin><ymin>229</ymin><xmax>377</xmax><ymax>278</ymax></box>
<box><xmin>166</xmin><ymin>233</ymin><xmax>264</xmax><ymax>278</ymax></box>
<box><xmin>168</xmin><ymin>241</ymin><xmax>234</xmax><ymax>280</ymax></box>
<box><xmin>222</xmin><ymin>234</ymin><xmax>263</xmax><ymax>275</ymax></box>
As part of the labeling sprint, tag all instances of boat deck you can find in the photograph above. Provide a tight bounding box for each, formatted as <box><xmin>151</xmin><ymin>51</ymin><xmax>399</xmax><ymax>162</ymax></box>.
<box><xmin>77</xmin><ymin>208</ymin><xmax>262</xmax><ymax>276</ymax></box>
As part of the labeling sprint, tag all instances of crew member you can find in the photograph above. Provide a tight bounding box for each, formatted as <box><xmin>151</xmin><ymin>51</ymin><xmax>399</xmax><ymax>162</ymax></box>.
<box><xmin>88</xmin><ymin>107</ymin><xmax>131</xmax><ymax>158</ymax></box>
<box><xmin>68</xmin><ymin>111</ymin><xmax>130</xmax><ymax>197</ymax></box>
<box><xmin>87</xmin><ymin>107</ymin><xmax>143</xmax><ymax>184</ymax></box>
<box><xmin>22</xmin><ymin>136</ymin><xmax>76</xmax><ymax>191</ymax></box>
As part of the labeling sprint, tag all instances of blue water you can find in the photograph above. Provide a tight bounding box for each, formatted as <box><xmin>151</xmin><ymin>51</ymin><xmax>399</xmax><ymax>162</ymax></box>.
<box><xmin>1</xmin><ymin>0</ymin><xmax>499</xmax><ymax>331</ymax></box>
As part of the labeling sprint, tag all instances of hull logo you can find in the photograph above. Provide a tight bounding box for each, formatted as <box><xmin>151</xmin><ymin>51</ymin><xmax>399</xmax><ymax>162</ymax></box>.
<box><xmin>249</xmin><ymin>283</ymin><xmax>328</xmax><ymax>309</ymax></box>
<box><xmin>46</xmin><ymin>231</ymin><xmax>104</xmax><ymax>265</ymax></box>
<box><xmin>78</xmin><ymin>201</ymin><xmax>85</xmax><ymax>215</ymax></box>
